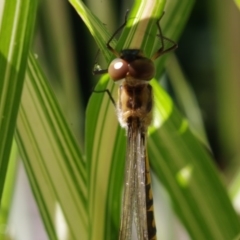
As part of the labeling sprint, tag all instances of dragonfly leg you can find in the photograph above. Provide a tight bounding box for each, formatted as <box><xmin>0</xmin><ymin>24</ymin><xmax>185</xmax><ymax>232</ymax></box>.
<box><xmin>106</xmin><ymin>9</ymin><xmax>130</xmax><ymax>56</ymax></box>
<box><xmin>93</xmin><ymin>89</ymin><xmax>116</xmax><ymax>106</ymax></box>
<box><xmin>151</xmin><ymin>12</ymin><xmax>178</xmax><ymax>60</ymax></box>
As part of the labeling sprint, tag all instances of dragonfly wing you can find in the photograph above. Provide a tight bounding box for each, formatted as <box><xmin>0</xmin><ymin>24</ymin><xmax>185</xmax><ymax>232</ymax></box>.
<box><xmin>135</xmin><ymin>128</ymin><xmax>148</xmax><ymax>240</ymax></box>
<box><xmin>119</xmin><ymin>119</ymin><xmax>151</xmax><ymax>240</ymax></box>
<box><xmin>119</xmin><ymin>123</ymin><xmax>137</xmax><ymax>240</ymax></box>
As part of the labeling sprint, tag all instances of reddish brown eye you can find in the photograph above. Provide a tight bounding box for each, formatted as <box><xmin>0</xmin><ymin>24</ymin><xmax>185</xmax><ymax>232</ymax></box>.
<box><xmin>128</xmin><ymin>58</ymin><xmax>155</xmax><ymax>80</ymax></box>
<box><xmin>108</xmin><ymin>58</ymin><xmax>128</xmax><ymax>81</ymax></box>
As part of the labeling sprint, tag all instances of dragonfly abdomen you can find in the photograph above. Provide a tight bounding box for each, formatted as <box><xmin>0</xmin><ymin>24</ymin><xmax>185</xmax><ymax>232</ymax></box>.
<box><xmin>145</xmin><ymin>151</ymin><xmax>157</xmax><ymax>240</ymax></box>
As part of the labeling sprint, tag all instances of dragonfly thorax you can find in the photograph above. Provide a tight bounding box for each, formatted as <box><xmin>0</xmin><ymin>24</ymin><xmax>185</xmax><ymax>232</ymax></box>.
<box><xmin>117</xmin><ymin>81</ymin><xmax>153</xmax><ymax>130</ymax></box>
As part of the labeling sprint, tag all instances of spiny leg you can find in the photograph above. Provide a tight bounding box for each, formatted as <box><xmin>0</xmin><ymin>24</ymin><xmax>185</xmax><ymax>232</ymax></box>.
<box><xmin>151</xmin><ymin>12</ymin><xmax>178</xmax><ymax>60</ymax></box>
<box><xmin>93</xmin><ymin>89</ymin><xmax>116</xmax><ymax>106</ymax></box>
<box><xmin>106</xmin><ymin>9</ymin><xmax>130</xmax><ymax>56</ymax></box>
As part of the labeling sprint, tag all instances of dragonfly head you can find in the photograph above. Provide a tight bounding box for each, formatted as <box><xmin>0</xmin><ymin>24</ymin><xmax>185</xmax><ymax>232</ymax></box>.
<box><xmin>108</xmin><ymin>49</ymin><xmax>155</xmax><ymax>81</ymax></box>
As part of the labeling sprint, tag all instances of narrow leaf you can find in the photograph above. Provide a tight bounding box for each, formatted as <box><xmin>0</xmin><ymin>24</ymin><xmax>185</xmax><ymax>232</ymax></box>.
<box><xmin>0</xmin><ymin>0</ymin><xmax>37</xmax><ymax>200</ymax></box>
<box><xmin>15</xmin><ymin>53</ymin><xmax>88</xmax><ymax>240</ymax></box>
<box><xmin>149</xmin><ymin>80</ymin><xmax>240</xmax><ymax>240</ymax></box>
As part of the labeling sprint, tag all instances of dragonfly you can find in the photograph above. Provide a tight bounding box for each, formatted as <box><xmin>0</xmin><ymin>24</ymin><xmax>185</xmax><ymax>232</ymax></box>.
<box><xmin>93</xmin><ymin>11</ymin><xmax>177</xmax><ymax>240</ymax></box>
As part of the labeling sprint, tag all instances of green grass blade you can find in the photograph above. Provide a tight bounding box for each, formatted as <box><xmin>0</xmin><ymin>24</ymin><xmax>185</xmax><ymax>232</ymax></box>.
<box><xmin>229</xmin><ymin>168</ymin><xmax>240</xmax><ymax>212</ymax></box>
<box><xmin>166</xmin><ymin>55</ymin><xmax>209</xmax><ymax>146</ymax></box>
<box><xmin>0</xmin><ymin>0</ymin><xmax>37</xmax><ymax>200</ymax></box>
<box><xmin>37</xmin><ymin>0</ymin><xmax>84</xmax><ymax>146</ymax></box>
<box><xmin>0</xmin><ymin>140</ymin><xmax>18</xmax><ymax>239</ymax></box>
<box><xmin>15</xmin><ymin>53</ymin><xmax>88</xmax><ymax>240</ymax></box>
<box><xmin>149</xmin><ymin>80</ymin><xmax>240</xmax><ymax>239</ymax></box>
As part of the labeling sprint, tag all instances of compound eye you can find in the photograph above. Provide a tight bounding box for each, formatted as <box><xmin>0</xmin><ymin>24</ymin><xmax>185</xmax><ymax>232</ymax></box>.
<box><xmin>128</xmin><ymin>58</ymin><xmax>155</xmax><ymax>80</ymax></box>
<box><xmin>108</xmin><ymin>58</ymin><xmax>128</xmax><ymax>81</ymax></box>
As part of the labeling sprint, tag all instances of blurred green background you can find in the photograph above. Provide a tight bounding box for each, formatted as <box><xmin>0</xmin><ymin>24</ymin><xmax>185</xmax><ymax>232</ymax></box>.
<box><xmin>2</xmin><ymin>0</ymin><xmax>240</xmax><ymax>239</ymax></box>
